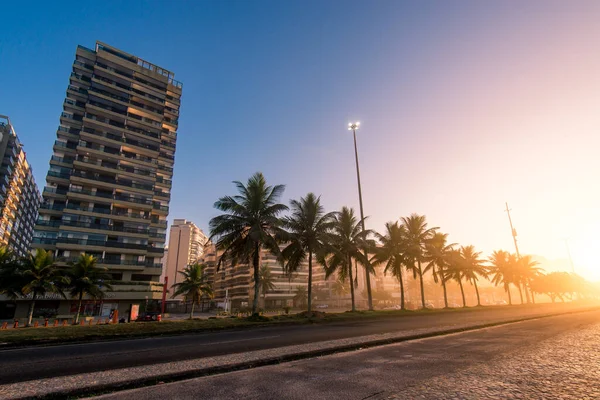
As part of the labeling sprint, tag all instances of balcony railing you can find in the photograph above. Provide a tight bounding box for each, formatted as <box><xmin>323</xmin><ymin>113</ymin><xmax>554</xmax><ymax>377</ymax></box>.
<box><xmin>88</xmin><ymin>86</ymin><xmax>130</xmax><ymax>103</ymax></box>
<box><xmin>65</xmin><ymin>204</ymin><xmax>111</xmax><ymax>215</ymax></box>
<box><xmin>32</xmin><ymin>237</ymin><xmax>58</xmax><ymax>245</ymax></box>
<box><xmin>47</xmin><ymin>171</ymin><xmax>72</xmax><ymax>180</ymax></box>
<box><xmin>130</xmin><ymin>87</ymin><xmax>165</xmax><ymax>104</ymax></box>
<box><xmin>124</xmin><ymin>124</ymin><xmax>160</xmax><ymax>139</ymax></box>
<box><xmin>159</xmin><ymin>152</ymin><xmax>174</xmax><ymax>160</ymax></box>
<box><xmin>157</xmin><ymin>164</ymin><xmax>173</xmax><ymax>173</ymax></box>
<box><xmin>123</xmin><ymin>136</ymin><xmax>159</xmax><ymax>152</ymax></box>
<box><xmin>35</xmin><ymin>220</ymin><xmax>62</xmax><ymax>227</ymax></box>
<box><xmin>43</xmin><ymin>187</ymin><xmax>68</xmax><ymax>195</ymax></box>
<box><xmin>114</xmin><ymin>194</ymin><xmax>152</xmax><ymax>205</ymax></box>
<box><xmin>69</xmin><ymin>187</ymin><xmax>114</xmax><ymax>198</ymax></box>
<box><xmin>57</xmin><ymin>238</ymin><xmax>148</xmax><ymax>250</ymax></box>
<box><xmin>152</xmin><ymin>204</ymin><xmax>169</xmax><ymax>212</ymax></box>
<box><xmin>118</xmin><ymin>164</ymin><xmax>154</xmax><ymax>177</ymax></box>
<box><xmin>53</xmin><ymin>140</ymin><xmax>78</xmax><ymax>150</ymax></box>
<box><xmin>60</xmin><ymin>221</ymin><xmax>150</xmax><ymax>235</ymax></box>
<box><xmin>39</xmin><ymin>204</ymin><xmax>66</xmax><ymax>211</ymax></box>
<box><xmin>112</xmin><ymin>210</ymin><xmax>150</xmax><ymax>220</ymax></box>
<box><xmin>122</xmin><ymin>152</ymin><xmax>157</xmax><ymax>164</ymax></box>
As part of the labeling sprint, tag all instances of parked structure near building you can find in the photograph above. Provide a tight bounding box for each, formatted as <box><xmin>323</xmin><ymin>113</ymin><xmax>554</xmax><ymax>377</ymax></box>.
<box><xmin>164</xmin><ymin>219</ymin><xmax>208</xmax><ymax>299</ymax></box>
<box><xmin>26</xmin><ymin>41</ymin><xmax>182</xmax><ymax>320</ymax></box>
<box><xmin>0</xmin><ymin>115</ymin><xmax>41</xmax><ymax>257</ymax></box>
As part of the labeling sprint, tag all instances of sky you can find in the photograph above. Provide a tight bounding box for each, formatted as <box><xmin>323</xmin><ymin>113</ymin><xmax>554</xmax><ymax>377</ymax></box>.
<box><xmin>1</xmin><ymin>1</ymin><xmax>599</xmax><ymax>280</ymax></box>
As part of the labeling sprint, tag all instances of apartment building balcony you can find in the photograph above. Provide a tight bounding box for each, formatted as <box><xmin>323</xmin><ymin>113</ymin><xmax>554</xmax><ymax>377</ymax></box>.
<box><xmin>56</xmin><ymin>238</ymin><xmax>148</xmax><ymax>255</ymax></box>
<box><xmin>53</xmin><ymin>140</ymin><xmax>78</xmax><ymax>154</ymax></box>
<box><xmin>113</xmin><ymin>193</ymin><xmax>153</xmax><ymax>210</ymax></box>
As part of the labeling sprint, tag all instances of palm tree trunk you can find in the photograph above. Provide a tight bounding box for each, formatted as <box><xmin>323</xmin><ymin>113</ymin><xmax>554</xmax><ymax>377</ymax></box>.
<box><xmin>473</xmin><ymin>280</ymin><xmax>481</xmax><ymax>306</ymax></box>
<box><xmin>506</xmin><ymin>284</ymin><xmax>512</xmax><ymax>305</ymax></box>
<box><xmin>441</xmin><ymin>278</ymin><xmax>449</xmax><ymax>308</ymax></box>
<box><xmin>524</xmin><ymin>283</ymin><xmax>531</xmax><ymax>304</ymax></box>
<box><xmin>190</xmin><ymin>300</ymin><xmax>195</xmax><ymax>319</ymax></box>
<box><xmin>517</xmin><ymin>284</ymin><xmax>524</xmax><ymax>305</ymax></box>
<box><xmin>27</xmin><ymin>297</ymin><xmax>36</xmax><ymax>326</ymax></box>
<box><xmin>348</xmin><ymin>256</ymin><xmax>355</xmax><ymax>312</ymax></box>
<box><xmin>252</xmin><ymin>244</ymin><xmax>260</xmax><ymax>316</ymax></box>
<box><xmin>307</xmin><ymin>251</ymin><xmax>313</xmax><ymax>316</ymax></box>
<box><xmin>398</xmin><ymin>270</ymin><xmax>405</xmax><ymax>310</ymax></box>
<box><xmin>75</xmin><ymin>292</ymin><xmax>83</xmax><ymax>324</ymax></box>
<box><xmin>528</xmin><ymin>279</ymin><xmax>536</xmax><ymax>304</ymax></box>
<box><xmin>458</xmin><ymin>279</ymin><xmax>466</xmax><ymax>307</ymax></box>
<box><xmin>417</xmin><ymin>261</ymin><xmax>426</xmax><ymax>309</ymax></box>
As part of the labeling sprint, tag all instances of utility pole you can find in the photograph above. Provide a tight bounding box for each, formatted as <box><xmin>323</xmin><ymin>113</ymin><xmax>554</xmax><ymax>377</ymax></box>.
<box><xmin>348</xmin><ymin>122</ymin><xmax>373</xmax><ymax>311</ymax></box>
<box><xmin>505</xmin><ymin>202</ymin><xmax>521</xmax><ymax>258</ymax></box>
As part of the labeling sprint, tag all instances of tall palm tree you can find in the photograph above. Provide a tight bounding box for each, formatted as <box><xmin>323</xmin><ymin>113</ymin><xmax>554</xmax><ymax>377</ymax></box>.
<box><xmin>171</xmin><ymin>263</ymin><xmax>214</xmax><ymax>319</ymax></box>
<box><xmin>372</xmin><ymin>222</ymin><xmax>409</xmax><ymax>310</ymax></box>
<box><xmin>282</xmin><ymin>193</ymin><xmax>335</xmax><ymax>315</ymax></box>
<box><xmin>400</xmin><ymin>214</ymin><xmax>438</xmax><ymax>309</ymax></box>
<box><xmin>459</xmin><ymin>245</ymin><xmax>487</xmax><ymax>306</ymax></box>
<box><xmin>518</xmin><ymin>255</ymin><xmax>542</xmax><ymax>304</ymax></box>
<box><xmin>445</xmin><ymin>249</ymin><xmax>467</xmax><ymax>307</ymax></box>
<box><xmin>424</xmin><ymin>232</ymin><xmax>455</xmax><ymax>308</ymax></box>
<box><xmin>21</xmin><ymin>249</ymin><xmax>67</xmax><ymax>326</ymax></box>
<box><xmin>67</xmin><ymin>254</ymin><xmax>113</xmax><ymax>324</ymax></box>
<box><xmin>258</xmin><ymin>264</ymin><xmax>276</xmax><ymax>308</ymax></box>
<box><xmin>488</xmin><ymin>250</ymin><xmax>514</xmax><ymax>305</ymax></box>
<box><xmin>507</xmin><ymin>253</ymin><xmax>524</xmax><ymax>304</ymax></box>
<box><xmin>317</xmin><ymin>207</ymin><xmax>373</xmax><ymax>312</ymax></box>
<box><xmin>209</xmin><ymin>172</ymin><xmax>288</xmax><ymax>316</ymax></box>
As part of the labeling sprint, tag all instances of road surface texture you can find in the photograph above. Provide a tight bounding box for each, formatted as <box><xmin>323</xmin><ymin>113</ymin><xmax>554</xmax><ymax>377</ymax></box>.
<box><xmin>0</xmin><ymin>303</ymin><xmax>587</xmax><ymax>385</ymax></box>
<box><xmin>95</xmin><ymin>309</ymin><xmax>600</xmax><ymax>400</ymax></box>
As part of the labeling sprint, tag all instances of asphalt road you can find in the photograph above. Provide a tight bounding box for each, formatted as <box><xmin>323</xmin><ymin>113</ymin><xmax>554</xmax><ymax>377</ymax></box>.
<box><xmin>0</xmin><ymin>303</ymin><xmax>590</xmax><ymax>385</ymax></box>
<box><xmin>96</xmin><ymin>308</ymin><xmax>600</xmax><ymax>400</ymax></box>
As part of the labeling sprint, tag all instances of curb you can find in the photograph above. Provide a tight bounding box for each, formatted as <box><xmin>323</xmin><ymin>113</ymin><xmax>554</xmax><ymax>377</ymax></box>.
<box><xmin>5</xmin><ymin>307</ymin><xmax>599</xmax><ymax>400</ymax></box>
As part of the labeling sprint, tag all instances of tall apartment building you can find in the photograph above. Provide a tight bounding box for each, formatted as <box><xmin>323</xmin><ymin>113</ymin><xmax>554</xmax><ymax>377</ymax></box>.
<box><xmin>27</xmin><ymin>42</ymin><xmax>182</xmax><ymax>319</ymax></box>
<box><xmin>212</xmin><ymin>246</ymin><xmax>309</xmax><ymax>310</ymax></box>
<box><xmin>164</xmin><ymin>219</ymin><xmax>208</xmax><ymax>298</ymax></box>
<box><xmin>0</xmin><ymin>116</ymin><xmax>41</xmax><ymax>257</ymax></box>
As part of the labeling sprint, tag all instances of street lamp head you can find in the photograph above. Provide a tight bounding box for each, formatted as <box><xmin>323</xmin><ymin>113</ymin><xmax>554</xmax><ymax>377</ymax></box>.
<box><xmin>348</xmin><ymin>121</ymin><xmax>360</xmax><ymax>131</ymax></box>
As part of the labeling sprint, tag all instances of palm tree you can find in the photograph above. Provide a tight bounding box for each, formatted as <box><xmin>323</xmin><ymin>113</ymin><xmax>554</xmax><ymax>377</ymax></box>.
<box><xmin>518</xmin><ymin>255</ymin><xmax>541</xmax><ymax>304</ymax></box>
<box><xmin>0</xmin><ymin>247</ymin><xmax>22</xmax><ymax>300</ymax></box>
<box><xmin>459</xmin><ymin>245</ymin><xmax>487</xmax><ymax>306</ymax></box>
<box><xmin>258</xmin><ymin>264</ymin><xmax>276</xmax><ymax>308</ymax></box>
<box><xmin>318</xmin><ymin>207</ymin><xmax>373</xmax><ymax>312</ymax></box>
<box><xmin>171</xmin><ymin>263</ymin><xmax>214</xmax><ymax>319</ymax></box>
<box><xmin>372</xmin><ymin>222</ymin><xmax>409</xmax><ymax>310</ymax></box>
<box><xmin>21</xmin><ymin>249</ymin><xmax>67</xmax><ymax>326</ymax></box>
<box><xmin>282</xmin><ymin>193</ymin><xmax>335</xmax><ymax>316</ymax></box>
<box><xmin>209</xmin><ymin>172</ymin><xmax>288</xmax><ymax>316</ymax></box>
<box><xmin>400</xmin><ymin>214</ymin><xmax>438</xmax><ymax>309</ymax></box>
<box><xmin>293</xmin><ymin>286</ymin><xmax>308</xmax><ymax>308</ymax></box>
<box><xmin>507</xmin><ymin>253</ymin><xmax>525</xmax><ymax>304</ymax></box>
<box><xmin>66</xmin><ymin>254</ymin><xmax>113</xmax><ymax>324</ymax></box>
<box><xmin>445</xmin><ymin>249</ymin><xmax>467</xmax><ymax>307</ymax></box>
<box><xmin>424</xmin><ymin>232</ymin><xmax>455</xmax><ymax>308</ymax></box>
<box><xmin>488</xmin><ymin>250</ymin><xmax>514</xmax><ymax>305</ymax></box>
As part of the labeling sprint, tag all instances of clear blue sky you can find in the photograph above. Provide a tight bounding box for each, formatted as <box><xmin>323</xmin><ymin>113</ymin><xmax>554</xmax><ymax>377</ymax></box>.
<box><xmin>2</xmin><ymin>1</ymin><xmax>600</xmax><ymax>279</ymax></box>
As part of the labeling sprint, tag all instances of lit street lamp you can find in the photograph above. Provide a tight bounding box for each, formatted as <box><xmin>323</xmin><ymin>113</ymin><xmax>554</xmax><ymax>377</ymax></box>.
<box><xmin>348</xmin><ymin>122</ymin><xmax>373</xmax><ymax>311</ymax></box>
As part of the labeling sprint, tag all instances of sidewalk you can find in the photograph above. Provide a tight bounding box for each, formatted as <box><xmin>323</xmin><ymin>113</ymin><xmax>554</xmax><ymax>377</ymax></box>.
<box><xmin>1</xmin><ymin>306</ymin><xmax>596</xmax><ymax>400</ymax></box>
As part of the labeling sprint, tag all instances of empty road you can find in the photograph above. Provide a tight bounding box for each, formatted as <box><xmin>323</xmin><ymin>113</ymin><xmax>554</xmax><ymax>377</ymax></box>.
<box><xmin>97</xmin><ymin>308</ymin><xmax>600</xmax><ymax>399</ymax></box>
<box><xmin>0</xmin><ymin>303</ymin><xmax>592</xmax><ymax>385</ymax></box>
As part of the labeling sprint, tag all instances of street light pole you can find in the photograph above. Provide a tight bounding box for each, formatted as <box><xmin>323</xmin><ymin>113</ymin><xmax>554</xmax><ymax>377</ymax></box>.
<box><xmin>348</xmin><ymin>122</ymin><xmax>373</xmax><ymax>311</ymax></box>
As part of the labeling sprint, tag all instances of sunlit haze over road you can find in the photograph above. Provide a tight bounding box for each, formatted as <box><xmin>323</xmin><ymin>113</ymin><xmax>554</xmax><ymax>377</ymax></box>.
<box><xmin>2</xmin><ymin>0</ymin><xmax>599</xmax><ymax>280</ymax></box>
